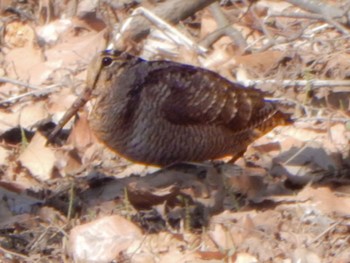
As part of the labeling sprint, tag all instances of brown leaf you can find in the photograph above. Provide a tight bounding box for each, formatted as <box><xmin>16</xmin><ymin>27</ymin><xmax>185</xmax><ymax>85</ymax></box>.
<box><xmin>298</xmin><ymin>186</ymin><xmax>350</xmax><ymax>216</ymax></box>
<box><xmin>19</xmin><ymin>101</ymin><xmax>50</xmax><ymax>129</ymax></box>
<box><xmin>0</xmin><ymin>109</ymin><xmax>20</xmax><ymax>135</ymax></box>
<box><xmin>66</xmin><ymin>112</ymin><xmax>96</xmax><ymax>151</ymax></box>
<box><xmin>5</xmin><ymin>47</ymin><xmax>43</xmax><ymax>83</ymax></box>
<box><xmin>19</xmin><ymin>132</ymin><xmax>56</xmax><ymax>181</ymax></box>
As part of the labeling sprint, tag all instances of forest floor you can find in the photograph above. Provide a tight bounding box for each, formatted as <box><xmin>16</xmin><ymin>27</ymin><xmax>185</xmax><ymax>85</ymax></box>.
<box><xmin>0</xmin><ymin>0</ymin><xmax>350</xmax><ymax>262</ymax></box>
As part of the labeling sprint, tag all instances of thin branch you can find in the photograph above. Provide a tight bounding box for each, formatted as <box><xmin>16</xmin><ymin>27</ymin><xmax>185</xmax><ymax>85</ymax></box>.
<box><xmin>256</xmin><ymin>21</ymin><xmax>312</xmax><ymax>52</ymax></box>
<box><xmin>269</xmin><ymin>11</ymin><xmax>325</xmax><ymax>20</ymax></box>
<box><xmin>114</xmin><ymin>0</ymin><xmax>217</xmax><ymax>46</ymax></box>
<box><xmin>204</xmin><ymin>2</ymin><xmax>247</xmax><ymax>52</ymax></box>
<box><xmin>308</xmin><ymin>221</ymin><xmax>342</xmax><ymax>246</ymax></box>
<box><xmin>0</xmin><ymin>77</ymin><xmax>40</xmax><ymax>90</ymax></box>
<box><xmin>296</xmin><ymin>117</ymin><xmax>350</xmax><ymax>123</ymax></box>
<box><xmin>286</xmin><ymin>0</ymin><xmax>350</xmax><ymax>35</ymax></box>
<box><xmin>0</xmin><ymin>84</ymin><xmax>62</xmax><ymax>105</ymax></box>
<box><xmin>240</xmin><ymin>79</ymin><xmax>350</xmax><ymax>88</ymax></box>
<box><xmin>115</xmin><ymin>7</ymin><xmax>207</xmax><ymax>54</ymax></box>
<box><xmin>324</xmin><ymin>16</ymin><xmax>350</xmax><ymax>36</ymax></box>
<box><xmin>0</xmin><ymin>245</ymin><xmax>29</xmax><ymax>260</ymax></box>
<box><xmin>286</xmin><ymin>0</ymin><xmax>344</xmax><ymax>18</ymax></box>
<box><xmin>269</xmin><ymin>13</ymin><xmax>349</xmax><ymax>35</ymax></box>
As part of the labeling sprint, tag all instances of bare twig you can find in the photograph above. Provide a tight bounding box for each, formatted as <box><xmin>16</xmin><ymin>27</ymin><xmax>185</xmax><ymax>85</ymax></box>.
<box><xmin>116</xmin><ymin>7</ymin><xmax>207</xmax><ymax>54</ymax></box>
<box><xmin>259</xmin><ymin>1</ymin><xmax>350</xmax><ymax>52</ymax></box>
<box><xmin>243</xmin><ymin>0</ymin><xmax>274</xmax><ymax>41</ymax></box>
<box><xmin>257</xmin><ymin>21</ymin><xmax>312</xmax><ymax>52</ymax></box>
<box><xmin>269</xmin><ymin>11</ymin><xmax>325</xmax><ymax>20</ymax></box>
<box><xmin>324</xmin><ymin>17</ymin><xmax>350</xmax><ymax>36</ymax></box>
<box><xmin>201</xmin><ymin>2</ymin><xmax>246</xmax><ymax>52</ymax></box>
<box><xmin>0</xmin><ymin>245</ymin><xmax>30</xmax><ymax>260</ymax></box>
<box><xmin>286</xmin><ymin>0</ymin><xmax>350</xmax><ymax>35</ymax></box>
<box><xmin>240</xmin><ymin>79</ymin><xmax>350</xmax><ymax>88</ymax></box>
<box><xmin>113</xmin><ymin>0</ymin><xmax>217</xmax><ymax>46</ymax></box>
<box><xmin>296</xmin><ymin>117</ymin><xmax>350</xmax><ymax>123</ymax></box>
<box><xmin>0</xmin><ymin>77</ymin><xmax>40</xmax><ymax>90</ymax></box>
<box><xmin>308</xmin><ymin>221</ymin><xmax>342</xmax><ymax>246</ymax></box>
<box><xmin>286</xmin><ymin>0</ymin><xmax>344</xmax><ymax>18</ymax></box>
<box><xmin>0</xmin><ymin>84</ymin><xmax>62</xmax><ymax>105</ymax></box>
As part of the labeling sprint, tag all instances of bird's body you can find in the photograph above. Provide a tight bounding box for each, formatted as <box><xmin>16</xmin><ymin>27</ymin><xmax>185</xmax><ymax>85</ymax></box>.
<box><xmin>84</xmin><ymin>50</ymin><xmax>290</xmax><ymax>166</ymax></box>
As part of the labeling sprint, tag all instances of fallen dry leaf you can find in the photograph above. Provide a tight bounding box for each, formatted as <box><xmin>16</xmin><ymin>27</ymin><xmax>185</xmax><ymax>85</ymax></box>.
<box><xmin>0</xmin><ymin>108</ymin><xmax>21</xmax><ymax>135</ymax></box>
<box><xmin>292</xmin><ymin>248</ymin><xmax>322</xmax><ymax>263</ymax></box>
<box><xmin>235</xmin><ymin>252</ymin><xmax>258</xmax><ymax>263</ymax></box>
<box><xmin>209</xmin><ymin>223</ymin><xmax>235</xmax><ymax>251</ymax></box>
<box><xmin>1</xmin><ymin>1</ymin><xmax>350</xmax><ymax>262</ymax></box>
<box><xmin>66</xmin><ymin>112</ymin><xmax>95</xmax><ymax>151</ymax></box>
<box><xmin>19</xmin><ymin>100</ymin><xmax>50</xmax><ymax>129</ymax></box>
<box><xmin>69</xmin><ymin>215</ymin><xmax>142</xmax><ymax>262</ymax></box>
<box><xmin>298</xmin><ymin>186</ymin><xmax>350</xmax><ymax>216</ymax></box>
<box><xmin>5</xmin><ymin>47</ymin><xmax>44</xmax><ymax>83</ymax></box>
<box><xmin>19</xmin><ymin>132</ymin><xmax>56</xmax><ymax>181</ymax></box>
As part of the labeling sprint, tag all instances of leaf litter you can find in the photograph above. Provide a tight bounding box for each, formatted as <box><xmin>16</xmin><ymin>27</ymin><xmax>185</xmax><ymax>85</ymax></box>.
<box><xmin>0</xmin><ymin>0</ymin><xmax>350</xmax><ymax>262</ymax></box>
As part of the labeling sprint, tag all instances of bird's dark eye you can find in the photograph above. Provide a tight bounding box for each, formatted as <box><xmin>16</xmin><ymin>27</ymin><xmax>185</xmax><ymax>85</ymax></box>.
<box><xmin>101</xmin><ymin>57</ymin><xmax>113</xmax><ymax>67</ymax></box>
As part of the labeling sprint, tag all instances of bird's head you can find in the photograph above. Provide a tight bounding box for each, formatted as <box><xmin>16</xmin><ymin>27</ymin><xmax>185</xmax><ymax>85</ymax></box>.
<box><xmin>86</xmin><ymin>50</ymin><xmax>137</xmax><ymax>97</ymax></box>
<box><xmin>47</xmin><ymin>49</ymin><xmax>138</xmax><ymax>141</ymax></box>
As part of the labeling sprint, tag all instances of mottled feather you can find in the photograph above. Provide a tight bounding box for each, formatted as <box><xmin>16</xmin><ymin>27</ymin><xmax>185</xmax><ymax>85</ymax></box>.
<box><xmin>86</xmin><ymin>50</ymin><xmax>291</xmax><ymax>166</ymax></box>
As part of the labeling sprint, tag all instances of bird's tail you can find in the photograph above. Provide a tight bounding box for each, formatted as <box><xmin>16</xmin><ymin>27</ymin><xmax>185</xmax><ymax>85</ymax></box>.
<box><xmin>253</xmin><ymin>101</ymin><xmax>293</xmax><ymax>137</ymax></box>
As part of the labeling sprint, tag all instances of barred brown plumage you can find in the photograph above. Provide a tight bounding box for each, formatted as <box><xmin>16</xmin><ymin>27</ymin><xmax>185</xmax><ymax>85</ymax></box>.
<box><xmin>50</xmin><ymin>50</ymin><xmax>291</xmax><ymax>166</ymax></box>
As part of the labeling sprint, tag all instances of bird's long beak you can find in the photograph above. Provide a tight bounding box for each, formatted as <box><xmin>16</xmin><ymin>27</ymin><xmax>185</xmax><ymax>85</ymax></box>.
<box><xmin>47</xmin><ymin>53</ymin><xmax>104</xmax><ymax>143</ymax></box>
<box><xmin>47</xmin><ymin>87</ymin><xmax>93</xmax><ymax>143</ymax></box>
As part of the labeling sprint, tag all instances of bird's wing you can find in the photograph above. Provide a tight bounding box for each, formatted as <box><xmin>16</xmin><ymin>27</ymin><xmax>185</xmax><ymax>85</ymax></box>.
<box><xmin>143</xmin><ymin>62</ymin><xmax>275</xmax><ymax>132</ymax></box>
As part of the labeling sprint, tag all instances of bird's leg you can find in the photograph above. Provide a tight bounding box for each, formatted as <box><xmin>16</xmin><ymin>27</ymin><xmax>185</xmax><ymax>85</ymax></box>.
<box><xmin>227</xmin><ymin>150</ymin><xmax>246</xmax><ymax>163</ymax></box>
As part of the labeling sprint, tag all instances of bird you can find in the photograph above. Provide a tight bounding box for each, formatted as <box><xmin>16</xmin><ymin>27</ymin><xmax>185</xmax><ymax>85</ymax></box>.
<box><xmin>49</xmin><ymin>49</ymin><xmax>291</xmax><ymax>166</ymax></box>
